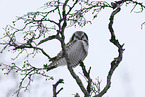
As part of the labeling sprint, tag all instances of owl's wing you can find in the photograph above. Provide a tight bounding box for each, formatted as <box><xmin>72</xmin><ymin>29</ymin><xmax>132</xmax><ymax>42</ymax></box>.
<box><xmin>49</xmin><ymin>41</ymin><xmax>75</xmax><ymax>62</ymax></box>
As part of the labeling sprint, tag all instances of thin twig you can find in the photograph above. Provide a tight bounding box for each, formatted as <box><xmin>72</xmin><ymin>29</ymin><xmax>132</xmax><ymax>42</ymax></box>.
<box><xmin>53</xmin><ymin>79</ymin><xmax>64</xmax><ymax>97</ymax></box>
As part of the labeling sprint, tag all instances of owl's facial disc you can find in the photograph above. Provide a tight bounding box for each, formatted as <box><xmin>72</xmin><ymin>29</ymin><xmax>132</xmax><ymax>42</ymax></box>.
<box><xmin>70</xmin><ymin>31</ymin><xmax>88</xmax><ymax>44</ymax></box>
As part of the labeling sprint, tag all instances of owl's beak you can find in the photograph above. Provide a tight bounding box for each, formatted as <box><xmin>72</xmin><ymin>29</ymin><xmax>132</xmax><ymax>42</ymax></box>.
<box><xmin>78</xmin><ymin>36</ymin><xmax>82</xmax><ymax>40</ymax></box>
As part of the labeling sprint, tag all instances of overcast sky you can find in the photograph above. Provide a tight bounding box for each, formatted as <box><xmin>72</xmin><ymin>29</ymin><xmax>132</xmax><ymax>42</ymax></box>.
<box><xmin>0</xmin><ymin>0</ymin><xmax>145</xmax><ymax>97</ymax></box>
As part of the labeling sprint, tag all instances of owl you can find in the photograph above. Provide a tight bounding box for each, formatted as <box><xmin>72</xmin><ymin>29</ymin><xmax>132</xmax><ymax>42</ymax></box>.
<box><xmin>45</xmin><ymin>31</ymin><xmax>89</xmax><ymax>71</ymax></box>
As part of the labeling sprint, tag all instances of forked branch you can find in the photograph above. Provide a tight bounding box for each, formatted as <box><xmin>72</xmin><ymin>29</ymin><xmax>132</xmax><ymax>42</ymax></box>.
<box><xmin>53</xmin><ymin>79</ymin><xmax>64</xmax><ymax>97</ymax></box>
<box><xmin>94</xmin><ymin>3</ymin><xmax>124</xmax><ymax>97</ymax></box>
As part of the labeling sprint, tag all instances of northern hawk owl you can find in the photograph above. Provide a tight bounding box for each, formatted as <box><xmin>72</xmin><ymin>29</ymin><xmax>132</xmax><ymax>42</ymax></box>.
<box><xmin>45</xmin><ymin>31</ymin><xmax>89</xmax><ymax>71</ymax></box>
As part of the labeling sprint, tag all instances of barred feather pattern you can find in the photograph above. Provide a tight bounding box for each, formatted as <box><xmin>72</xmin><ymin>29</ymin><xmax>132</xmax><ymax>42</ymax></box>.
<box><xmin>46</xmin><ymin>40</ymin><xmax>88</xmax><ymax>70</ymax></box>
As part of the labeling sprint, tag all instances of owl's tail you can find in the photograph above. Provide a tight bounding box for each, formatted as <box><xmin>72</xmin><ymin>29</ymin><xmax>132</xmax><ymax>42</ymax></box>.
<box><xmin>44</xmin><ymin>57</ymin><xmax>67</xmax><ymax>71</ymax></box>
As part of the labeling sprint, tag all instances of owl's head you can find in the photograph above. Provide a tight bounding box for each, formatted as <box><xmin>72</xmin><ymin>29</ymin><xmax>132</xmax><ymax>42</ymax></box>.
<box><xmin>70</xmin><ymin>31</ymin><xmax>88</xmax><ymax>44</ymax></box>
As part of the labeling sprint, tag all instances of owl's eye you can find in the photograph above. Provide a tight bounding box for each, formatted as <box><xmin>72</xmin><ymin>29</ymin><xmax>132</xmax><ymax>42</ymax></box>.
<box><xmin>75</xmin><ymin>35</ymin><xmax>80</xmax><ymax>40</ymax></box>
<box><xmin>81</xmin><ymin>35</ymin><xmax>85</xmax><ymax>39</ymax></box>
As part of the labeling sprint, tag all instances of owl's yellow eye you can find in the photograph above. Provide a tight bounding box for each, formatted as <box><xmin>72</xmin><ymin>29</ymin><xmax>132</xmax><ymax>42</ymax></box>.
<box><xmin>75</xmin><ymin>35</ymin><xmax>81</xmax><ymax>39</ymax></box>
<box><xmin>81</xmin><ymin>35</ymin><xmax>84</xmax><ymax>39</ymax></box>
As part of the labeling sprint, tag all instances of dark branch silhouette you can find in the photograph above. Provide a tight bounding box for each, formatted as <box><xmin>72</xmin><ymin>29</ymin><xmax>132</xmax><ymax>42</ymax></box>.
<box><xmin>79</xmin><ymin>61</ymin><xmax>92</xmax><ymax>94</ymax></box>
<box><xmin>94</xmin><ymin>5</ymin><xmax>124</xmax><ymax>97</ymax></box>
<box><xmin>53</xmin><ymin>79</ymin><xmax>64</xmax><ymax>97</ymax></box>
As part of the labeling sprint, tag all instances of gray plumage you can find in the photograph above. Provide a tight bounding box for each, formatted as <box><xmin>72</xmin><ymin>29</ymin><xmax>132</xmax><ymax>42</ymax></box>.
<box><xmin>45</xmin><ymin>31</ymin><xmax>89</xmax><ymax>71</ymax></box>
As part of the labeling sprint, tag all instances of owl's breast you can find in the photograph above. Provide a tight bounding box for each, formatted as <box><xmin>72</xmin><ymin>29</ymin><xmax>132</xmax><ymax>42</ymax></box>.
<box><xmin>67</xmin><ymin>40</ymin><xmax>88</xmax><ymax>67</ymax></box>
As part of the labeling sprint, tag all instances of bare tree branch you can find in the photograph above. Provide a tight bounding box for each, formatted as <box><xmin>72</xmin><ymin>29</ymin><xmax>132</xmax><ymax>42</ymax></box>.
<box><xmin>53</xmin><ymin>79</ymin><xmax>64</xmax><ymax>97</ymax></box>
<box><xmin>0</xmin><ymin>62</ymin><xmax>53</xmax><ymax>97</ymax></box>
<box><xmin>79</xmin><ymin>61</ymin><xmax>92</xmax><ymax>94</ymax></box>
<box><xmin>94</xmin><ymin>3</ymin><xmax>124</xmax><ymax>97</ymax></box>
<box><xmin>37</xmin><ymin>34</ymin><xmax>58</xmax><ymax>45</ymax></box>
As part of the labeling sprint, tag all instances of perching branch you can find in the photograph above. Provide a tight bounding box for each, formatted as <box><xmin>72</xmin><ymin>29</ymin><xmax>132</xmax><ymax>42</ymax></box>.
<box><xmin>79</xmin><ymin>61</ymin><xmax>92</xmax><ymax>94</ymax></box>
<box><xmin>52</xmin><ymin>0</ymin><xmax>90</xmax><ymax>97</ymax></box>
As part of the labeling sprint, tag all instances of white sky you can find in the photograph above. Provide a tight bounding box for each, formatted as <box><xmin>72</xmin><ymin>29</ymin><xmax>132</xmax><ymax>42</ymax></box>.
<box><xmin>0</xmin><ymin>0</ymin><xmax>145</xmax><ymax>97</ymax></box>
